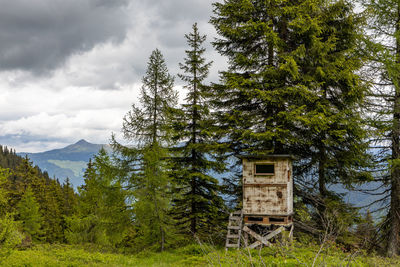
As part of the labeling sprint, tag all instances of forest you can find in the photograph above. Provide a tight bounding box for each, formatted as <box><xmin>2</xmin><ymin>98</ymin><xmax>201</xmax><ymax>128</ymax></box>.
<box><xmin>2</xmin><ymin>0</ymin><xmax>400</xmax><ymax>265</ymax></box>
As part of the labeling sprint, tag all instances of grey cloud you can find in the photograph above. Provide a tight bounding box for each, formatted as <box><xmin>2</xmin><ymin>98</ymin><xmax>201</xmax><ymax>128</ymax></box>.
<box><xmin>143</xmin><ymin>0</ymin><xmax>215</xmax><ymax>23</ymax></box>
<box><xmin>0</xmin><ymin>0</ymin><xmax>131</xmax><ymax>73</ymax></box>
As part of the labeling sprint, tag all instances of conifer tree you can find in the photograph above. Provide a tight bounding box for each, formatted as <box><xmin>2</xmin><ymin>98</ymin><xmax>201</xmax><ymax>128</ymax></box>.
<box><xmin>113</xmin><ymin>49</ymin><xmax>178</xmax><ymax>251</ymax></box>
<box><xmin>210</xmin><ymin>0</ymin><xmax>370</xmax><ymax>229</ymax></box>
<box><xmin>40</xmin><ymin>180</ymin><xmax>64</xmax><ymax>242</ymax></box>
<box><xmin>133</xmin><ymin>143</ymin><xmax>175</xmax><ymax>250</ymax></box>
<box><xmin>122</xmin><ymin>49</ymin><xmax>177</xmax><ymax>146</ymax></box>
<box><xmin>66</xmin><ymin>149</ymin><xmax>130</xmax><ymax>247</ymax></box>
<box><xmin>17</xmin><ymin>186</ymin><xmax>43</xmax><ymax>241</ymax></box>
<box><xmin>362</xmin><ymin>0</ymin><xmax>400</xmax><ymax>257</ymax></box>
<box><xmin>61</xmin><ymin>178</ymin><xmax>77</xmax><ymax>217</ymax></box>
<box><xmin>171</xmin><ymin>23</ymin><xmax>225</xmax><ymax>237</ymax></box>
<box><xmin>0</xmin><ymin>168</ymin><xmax>21</xmax><ymax>259</ymax></box>
<box><xmin>8</xmin><ymin>158</ymin><xmax>65</xmax><ymax>243</ymax></box>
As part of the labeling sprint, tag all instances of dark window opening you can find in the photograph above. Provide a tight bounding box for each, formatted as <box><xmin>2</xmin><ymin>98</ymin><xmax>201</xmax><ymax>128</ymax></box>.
<box><xmin>247</xmin><ymin>217</ymin><xmax>263</xmax><ymax>222</ymax></box>
<box><xmin>269</xmin><ymin>217</ymin><xmax>285</xmax><ymax>223</ymax></box>
<box><xmin>255</xmin><ymin>164</ymin><xmax>274</xmax><ymax>175</ymax></box>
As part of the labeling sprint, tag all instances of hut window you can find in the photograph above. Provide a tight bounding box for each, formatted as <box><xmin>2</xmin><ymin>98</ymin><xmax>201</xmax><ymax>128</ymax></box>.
<box><xmin>254</xmin><ymin>164</ymin><xmax>274</xmax><ymax>175</ymax></box>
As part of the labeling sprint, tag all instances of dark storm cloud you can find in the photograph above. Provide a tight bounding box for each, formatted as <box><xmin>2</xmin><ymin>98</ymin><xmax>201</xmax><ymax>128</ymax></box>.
<box><xmin>132</xmin><ymin>0</ymin><xmax>224</xmax><ymax>83</ymax></box>
<box><xmin>143</xmin><ymin>0</ymin><xmax>214</xmax><ymax>22</ymax></box>
<box><xmin>0</xmin><ymin>0</ymin><xmax>131</xmax><ymax>73</ymax></box>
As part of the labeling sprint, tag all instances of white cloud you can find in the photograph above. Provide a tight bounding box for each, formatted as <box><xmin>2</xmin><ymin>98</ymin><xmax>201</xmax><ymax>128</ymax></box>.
<box><xmin>0</xmin><ymin>0</ymin><xmax>227</xmax><ymax>153</ymax></box>
<box><xmin>0</xmin><ymin>85</ymin><xmax>140</xmax><ymax>152</ymax></box>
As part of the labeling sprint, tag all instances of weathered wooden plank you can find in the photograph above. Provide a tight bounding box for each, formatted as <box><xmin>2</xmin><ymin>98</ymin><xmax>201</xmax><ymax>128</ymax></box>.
<box><xmin>242</xmin><ymin>226</ymin><xmax>271</xmax><ymax>247</ymax></box>
<box><xmin>248</xmin><ymin>241</ymin><xmax>262</xmax><ymax>249</ymax></box>
<box><xmin>228</xmin><ymin>226</ymin><xmax>241</xmax><ymax>230</ymax></box>
<box><xmin>264</xmin><ymin>226</ymin><xmax>284</xmax><ymax>241</ymax></box>
<box><xmin>242</xmin><ymin>157</ymin><xmax>293</xmax><ymax>216</ymax></box>
<box><xmin>243</xmin><ymin>231</ymin><xmax>249</xmax><ymax>247</ymax></box>
<box><xmin>226</xmin><ymin>243</ymin><xmax>240</xmax><ymax>248</ymax></box>
<box><xmin>243</xmin><ymin>184</ymin><xmax>287</xmax><ymax>187</ymax></box>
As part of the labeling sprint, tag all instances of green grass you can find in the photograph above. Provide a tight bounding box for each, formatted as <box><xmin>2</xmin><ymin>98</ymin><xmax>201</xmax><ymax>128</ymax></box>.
<box><xmin>1</xmin><ymin>243</ymin><xmax>399</xmax><ymax>266</ymax></box>
<box><xmin>47</xmin><ymin>160</ymin><xmax>87</xmax><ymax>177</ymax></box>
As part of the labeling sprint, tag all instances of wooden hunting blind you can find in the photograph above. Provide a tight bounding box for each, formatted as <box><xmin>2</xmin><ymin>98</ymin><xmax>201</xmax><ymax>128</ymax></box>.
<box><xmin>241</xmin><ymin>155</ymin><xmax>294</xmax><ymax>226</ymax></box>
<box><xmin>225</xmin><ymin>154</ymin><xmax>294</xmax><ymax>249</ymax></box>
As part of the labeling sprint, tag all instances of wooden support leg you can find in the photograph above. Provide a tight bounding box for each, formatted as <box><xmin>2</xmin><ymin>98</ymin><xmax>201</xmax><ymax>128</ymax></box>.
<box><xmin>289</xmin><ymin>224</ymin><xmax>294</xmax><ymax>242</ymax></box>
<box><xmin>242</xmin><ymin>226</ymin><xmax>278</xmax><ymax>248</ymax></box>
<box><xmin>243</xmin><ymin>231</ymin><xmax>249</xmax><ymax>248</ymax></box>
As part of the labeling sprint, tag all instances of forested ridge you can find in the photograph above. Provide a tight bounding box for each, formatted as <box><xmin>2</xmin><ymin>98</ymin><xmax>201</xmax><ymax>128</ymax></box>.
<box><xmin>2</xmin><ymin>0</ymin><xmax>400</xmax><ymax>264</ymax></box>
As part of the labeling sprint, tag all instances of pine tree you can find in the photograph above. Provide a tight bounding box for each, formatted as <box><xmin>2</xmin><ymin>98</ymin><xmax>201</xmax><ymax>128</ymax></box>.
<box><xmin>0</xmin><ymin>148</ymin><xmax>69</xmax><ymax>244</ymax></box>
<box><xmin>0</xmin><ymin>168</ymin><xmax>21</xmax><ymax>259</ymax></box>
<box><xmin>40</xmin><ymin>180</ymin><xmax>64</xmax><ymax>242</ymax></box>
<box><xmin>17</xmin><ymin>186</ymin><xmax>43</xmax><ymax>241</ymax></box>
<box><xmin>113</xmin><ymin>49</ymin><xmax>178</xmax><ymax>251</ymax></box>
<box><xmin>133</xmin><ymin>143</ymin><xmax>175</xmax><ymax>251</ymax></box>
<box><xmin>122</xmin><ymin>49</ymin><xmax>177</xmax><ymax>146</ymax></box>
<box><xmin>8</xmin><ymin>158</ymin><xmax>65</xmax><ymax>243</ymax></box>
<box><xmin>362</xmin><ymin>0</ymin><xmax>400</xmax><ymax>257</ymax></box>
<box><xmin>61</xmin><ymin>178</ymin><xmax>77</xmax><ymax>217</ymax></box>
<box><xmin>210</xmin><ymin>0</ymin><xmax>370</xmax><ymax>230</ymax></box>
<box><xmin>170</xmin><ymin>23</ymin><xmax>226</xmax><ymax>237</ymax></box>
<box><xmin>66</xmin><ymin>149</ymin><xmax>130</xmax><ymax>247</ymax></box>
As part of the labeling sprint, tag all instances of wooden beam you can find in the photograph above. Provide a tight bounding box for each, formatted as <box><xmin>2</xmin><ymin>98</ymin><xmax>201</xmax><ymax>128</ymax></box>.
<box><xmin>264</xmin><ymin>226</ymin><xmax>284</xmax><ymax>241</ymax></box>
<box><xmin>248</xmin><ymin>241</ymin><xmax>262</xmax><ymax>249</ymax></box>
<box><xmin>289</xmin><ymin>224</ymin><xmax>294</xmax><ymax>241</ymax></box>
<box><xmin>243</xmin><ymin>183</ymin><xmax>287</xmax><ymax>187</ymax></box>
<box><xmin>242</xmin><ymin>226</ymin><xmax>271</xmax><ymax>247</ymax></box>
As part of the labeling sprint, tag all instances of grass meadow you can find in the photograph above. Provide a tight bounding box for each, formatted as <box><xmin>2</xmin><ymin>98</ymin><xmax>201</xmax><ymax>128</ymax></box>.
<box><xmin>1</xmin><ymin>242</ymin><xmax>400</xmax><ymax>266</ymax></box>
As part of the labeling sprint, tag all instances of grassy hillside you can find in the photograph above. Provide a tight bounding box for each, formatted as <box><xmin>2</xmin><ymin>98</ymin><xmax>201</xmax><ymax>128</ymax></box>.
<box><xmin>2</xmin><ymin>243</ymin><xmax>399</xmax><ymax>266</ymax></box>
<box><xmin>47</xmin><ymin>159</ymin><xmax>87</xmax><ymax>178</ymax></box>
<box><xmin>18</xmin><ymin>139</ymin><xmax>110</xmax><ymax>187</ymax></box>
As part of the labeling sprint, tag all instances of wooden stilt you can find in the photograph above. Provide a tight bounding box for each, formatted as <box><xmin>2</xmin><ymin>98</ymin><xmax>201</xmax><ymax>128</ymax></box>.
<box><xmin>243</xmin><ymin>231</ymin><xmax>249</xmax><ymax>248</ymax></box>
<box><xmin>289</xmin><ymin>224</ymin><xmax>294</xmax><ymax>242</ymax></box>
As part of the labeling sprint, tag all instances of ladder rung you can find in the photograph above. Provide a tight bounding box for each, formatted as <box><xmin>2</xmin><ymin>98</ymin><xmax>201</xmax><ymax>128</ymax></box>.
<box><xmin>226</xmin><ymin>210</ymin><xmax>243</xmax><ymax>250</ymax></box>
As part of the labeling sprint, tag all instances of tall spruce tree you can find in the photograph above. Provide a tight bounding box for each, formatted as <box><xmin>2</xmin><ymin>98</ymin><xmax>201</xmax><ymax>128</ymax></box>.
<box><xmin>113</xmin><ymin>49</ymin><xmax>178</xmax><ymax>251</ymax></box>
<box><xmin>362</xmin><ymin>0</ymin><xmax>400</xmax><ymax>257</ymax></box>
<box><xmin>210</xmin><ymin>0</ymin><xmax>370</xmax><ymax>230</ymax></box>
<box><xmin>171</xmin><ymin>23</ymin><xmax>225</xmax><ymax>237</ymax></box>
<box><xmin>17</xmin><ymin>186</ymin><xmax>43</xmax><ymax>241</ymax></box>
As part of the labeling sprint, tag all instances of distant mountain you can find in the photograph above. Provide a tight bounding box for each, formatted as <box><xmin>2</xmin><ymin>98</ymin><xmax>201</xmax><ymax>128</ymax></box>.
<box><xmin>18</xmin><ymin>139</ymin><xmax>111</xmax><ymax>187</ymax></box>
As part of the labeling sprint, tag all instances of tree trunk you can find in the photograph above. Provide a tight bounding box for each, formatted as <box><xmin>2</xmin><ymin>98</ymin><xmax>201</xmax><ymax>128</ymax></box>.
<box><xmin>387</xmin><ymin>3</ymin><xmax>400</xmax><ymax>257</ymax></box>
<box><xmin>388</xmin><ymin>98</ymin><xmax>400</xmax><ymax>256</ymax></box>
<box><xmin>318</xmin><ymin>146</ymin><xmax>327</xmax><ymax>198</ymax></box>
<box><xmin>161</xmin><ymin>228</ymin><xmax>165</xmax><ymax>252</ymax></box>
<box><xmin>190</xmin><ymin>40</ymin><xmax>198</xmax><ymax>236</ymax></box>
<box><xmin>152</xmin><ymin>68</ymin><xmax>158</xmax><ymax>145</ymax></box>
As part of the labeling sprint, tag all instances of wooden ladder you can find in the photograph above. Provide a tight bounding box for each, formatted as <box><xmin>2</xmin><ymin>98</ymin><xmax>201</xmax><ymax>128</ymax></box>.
<box><xmin>225</xmin><ymin>210</ymin><xmax>243</xmax><ymax>250</ymax></box>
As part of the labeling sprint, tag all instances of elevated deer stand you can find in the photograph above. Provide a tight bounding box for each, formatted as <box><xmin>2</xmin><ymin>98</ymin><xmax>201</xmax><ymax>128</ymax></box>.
<box><xmin>225</xmin><ymin>155</ymin><xmax>294</xmax><ymax>249</ymax></box>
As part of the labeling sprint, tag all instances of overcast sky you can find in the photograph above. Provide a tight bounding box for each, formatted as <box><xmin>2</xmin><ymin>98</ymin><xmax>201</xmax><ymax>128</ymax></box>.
<box><xmin>0</xmin><ymin>0</ymin><xmax>226</xmax><ymax>152</ymax></box>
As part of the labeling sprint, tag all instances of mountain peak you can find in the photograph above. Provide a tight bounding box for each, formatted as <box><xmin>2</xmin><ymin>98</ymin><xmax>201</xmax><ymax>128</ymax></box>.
<box><xmin>75</xmin><ymin>139</ymin><xmax>90</xmax><ymax>145</ymax></box>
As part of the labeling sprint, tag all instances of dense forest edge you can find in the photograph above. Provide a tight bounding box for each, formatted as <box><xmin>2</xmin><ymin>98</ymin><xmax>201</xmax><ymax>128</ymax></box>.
<box><xmin>2</xmin><ymin>0</ymin><xmax>400</xmax><ymax>265</ymax></box>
